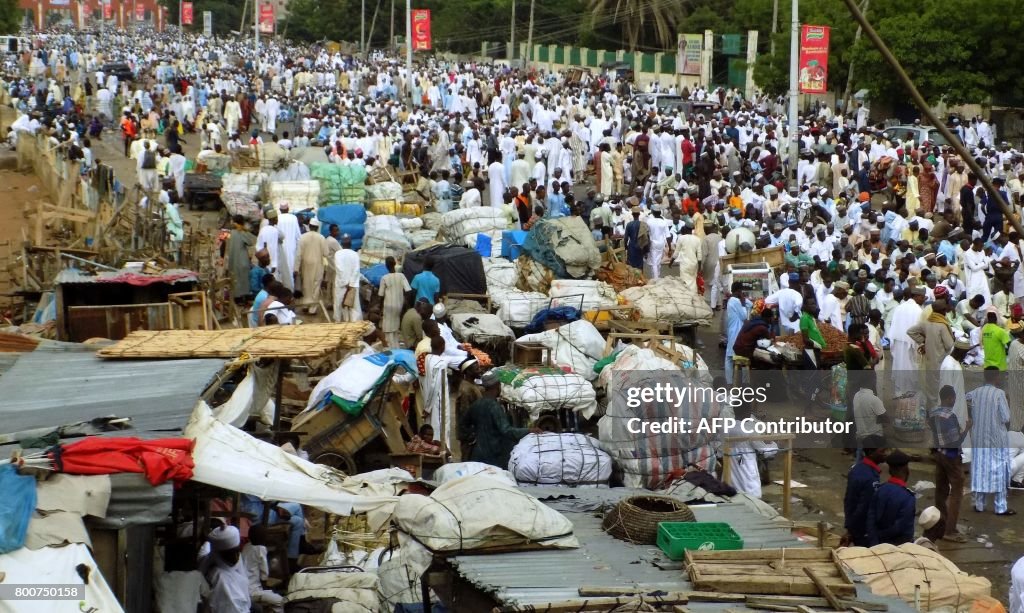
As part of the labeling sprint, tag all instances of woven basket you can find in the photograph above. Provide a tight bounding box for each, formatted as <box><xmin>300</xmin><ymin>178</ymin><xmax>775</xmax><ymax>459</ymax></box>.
<box><xmin>602</xmin><ymin>495</ymin><xmax>696</xmax><ymax>544</ymax></box>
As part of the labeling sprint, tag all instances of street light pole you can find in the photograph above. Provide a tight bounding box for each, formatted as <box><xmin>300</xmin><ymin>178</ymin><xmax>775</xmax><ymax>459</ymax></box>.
<box><xmin>361</xmin><ymin>0</ymin><xmax>365</xmax><ymax>56</ymax></box>
<box><xmin>787</xmin><ymin>0</ymin><xmax>799</xmax><ymax>189</ymax></box>
<box><xmin>510</xmin><ymin>0</ymin><xmax>515</xmax><ymax>64</ymax></box>
<box><xmin>405</xmin><ymin>0</ymin><xmax>412</xmax><ymax>106</ymax></box>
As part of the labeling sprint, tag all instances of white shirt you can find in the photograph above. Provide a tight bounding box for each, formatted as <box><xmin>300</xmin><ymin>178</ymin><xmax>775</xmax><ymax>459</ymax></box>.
<box><xmin>256</xmin><ymin>224</ymin><xmax>280</xmax><ymax>270</ymax></box>
<box><xmin>205</xmin><ymin>556</ymin><xmax>251</xmax><ymax>613</ymax></box>
<box><xmin>154</xmin><ymin>571</ymin><xmax>210</xmax><ymax>613</ymax></box>
<box><xmin>853</xmin><ymin>388</ymin><xmax>886</xmax><ymax>439</ymax></box>
<box><xmin>1011</xmin><ymin>556</ymin><xmax>1024</xmax><ymax>613</ymax></box>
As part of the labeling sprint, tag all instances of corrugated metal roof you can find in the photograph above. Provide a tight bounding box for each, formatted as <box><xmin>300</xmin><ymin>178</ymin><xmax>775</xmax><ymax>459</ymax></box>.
<box><xmin>55</xmin><ymin>268</ymin><xmax>198</xmax><ymax>285</ymax></box>
<box><xmin>448</xmin><ymin>487</ymin><xmax>914</xmax><ymax>612</ymax></box>
<box><xmin>0</xmin><ymin>346</ymin><xmax>224</xmax><ymax>441</ymax></box>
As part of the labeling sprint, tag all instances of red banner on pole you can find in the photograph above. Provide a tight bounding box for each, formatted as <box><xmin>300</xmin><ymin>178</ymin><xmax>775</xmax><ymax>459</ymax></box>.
<box><xmin>102</xmin><ymin>1</ymin><xmax>112</xmax><ymax>19</ymax></box>
<box><xmin>798</xmin><ymin>25</ymin><xmax>830</xmax><ymax>94</ymax></box>
<box><xmin>411</xmin><ymin>9</ymin><xmax>431</xmax><ymax>51</ymax></box>
<box><xmin>135</xmin><ymin>3</ymin><xmax>144</xmax><ymax>20</ymax></box>
<box><xmin>259</xmin><ymin>3</ymin><xmax>274</xmax><ymax>33</ymax></box>
<box><xmin>182</xmin><ymin>1</ymin><xmax>193</xmax><ymax>24</ymax></box>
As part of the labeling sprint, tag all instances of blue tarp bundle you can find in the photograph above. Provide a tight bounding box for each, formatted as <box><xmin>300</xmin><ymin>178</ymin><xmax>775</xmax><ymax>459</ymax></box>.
<box><xmin>317</xmin><ymin>204</ymin><xmax>367</xmax><ymax>249</ymax></box>
<box><xmin>0</xmin><ymin>465</ymin><xmax>36</xmax><ymax>554</ymax></box>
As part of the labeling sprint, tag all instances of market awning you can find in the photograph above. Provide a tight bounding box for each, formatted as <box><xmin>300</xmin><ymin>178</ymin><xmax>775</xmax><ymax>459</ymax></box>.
<box><xmin>96</xmin><ymin>322</ymin><xmax>373</xmax><ymax>360</ymax></box>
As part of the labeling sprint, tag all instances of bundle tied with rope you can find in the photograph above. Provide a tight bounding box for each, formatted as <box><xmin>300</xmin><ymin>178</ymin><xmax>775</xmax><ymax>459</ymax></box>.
<box><xmin>601</xmin><ymin>494</ymin><xmax>695</xmax><ymax>545</ymax></box>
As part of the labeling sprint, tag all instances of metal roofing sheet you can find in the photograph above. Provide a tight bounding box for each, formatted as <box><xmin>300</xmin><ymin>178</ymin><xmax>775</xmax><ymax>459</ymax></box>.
<box><xmin>55</xmin><ymin>268</ymin><xmax>198</xmax><ymax>285</ymax></box>
<box><xmin>448</xmin><ymin>487</ymin><xmax>914</xmax><ymax>612</ymax></box>
<box><xmin>0</xmin><ymin>346</ymin><xmax>224</xmax><ymax>440</ymax></box>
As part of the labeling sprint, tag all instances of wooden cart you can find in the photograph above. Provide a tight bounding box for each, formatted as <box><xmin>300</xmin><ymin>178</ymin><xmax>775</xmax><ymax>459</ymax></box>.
<box><xmin>293</xmin><ymin>381</ymin><xmax>414</xmax><ymax>475</ymax></box>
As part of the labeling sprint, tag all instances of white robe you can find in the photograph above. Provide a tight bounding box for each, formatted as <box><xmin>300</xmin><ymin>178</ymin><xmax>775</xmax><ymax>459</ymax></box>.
<box><xmin>963</xmin><ymin>248</ymin><xmax>992</xmax><ymax>304</ymax></box>
<box><xmin>420</xmin><ymin>354</ymin><xmax>453</xmax><ymax>451</ymax></box>
<box><xmin>723</xmin><ymin>418</ymin><xmax>779</xmax><ymax>499</ymax></box>
<box><xmin>276</xmin><ymin>213</ymin><xmax>301</xmax><ymax>291</ymax></box>
<box><xmin>487</xmin><ymin>161</ymin><xmax>507</xmax><ymax>208</ymax></box>
<box><xmin>333</xmin><ymin>248</ymin><xmax>362</xmax><ymax>322</ymax></box>
<box><xmin>940</xmin><ymin>355</ymin><xmax>971</xmax><ymax>455</ymax></box>
<box><xmin>256</xmin><ymin>225</ymin><xmax>280</xmax><ymax>273</ymax></box>
<box><xmin>889</xmin><ymin>300</ymin><xmax>923</xmax><ymax>397</ymax></box>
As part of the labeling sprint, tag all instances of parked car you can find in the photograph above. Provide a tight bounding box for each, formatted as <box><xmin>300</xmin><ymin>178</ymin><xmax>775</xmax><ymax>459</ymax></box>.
<box><xmin>100</xmin><ymin>62</ymin><xmax>134</xmax><ymax>83</ymax></box>
<box><xmin>882</xmin><ymin>125</ymin><xmax>960</xmax><ymax>148</ymax></box>
<box><xmin>630</xmin><ymin>94</ymin><xmax>717</xmax><ymax>117</ymax></box>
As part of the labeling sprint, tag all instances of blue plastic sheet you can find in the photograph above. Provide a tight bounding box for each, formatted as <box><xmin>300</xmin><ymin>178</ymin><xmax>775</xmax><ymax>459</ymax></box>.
<box><xmin>0</xmin><ymin>464</ymin><xmax>37</xmax><ymax>554</ymax></box>
<box><xmin>523</xmin><ymin>306</ymin><xmax>581</xmax><ymax>334</ymax></box>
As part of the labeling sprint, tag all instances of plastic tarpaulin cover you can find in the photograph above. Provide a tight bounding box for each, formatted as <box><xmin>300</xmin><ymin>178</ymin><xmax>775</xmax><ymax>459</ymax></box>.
<box><xmin>599</xmin><ymin>367</ymin><xmax>722</xmax><ymax>489</ymax></box>
<box><xmin>522</xmin><ymin>217</ymin><xmax>602</xmax><ymax>278</ymax></box>
<box><xmin>302</xmin><ymin>349</ymin><xmax>416</xmax><ymax>415</ymax></box>
<box><xmin>286</xmin><ymin>571</ymin><xmax>380</xmax><ymax>613</ymax></box>
<box><xmin>402</xmin><ymin>245</ymin><xmax>487</xmax><ymax>296</ymax></box>
<box><xmin>493</xmin><ymin>365</ymin><xmax>598</xmax><ymax>419</ymax></box>
<box><xmin>432</xmin><ymin>462</ymin><xmax>516</xmax><ymax>486</ymax></box>
<box><xmin>0</xmin><ymin>543</ymin><xmax>123</xmax><ymax>613</ymax></box>
<box><xmin>450</xmin><ymin>313</ymin><xmax>514</xmax><ymax>343</ymax></box>
<box><xmin>393</xmin><ymin>474</ymin><xmax>578</xmax><ymax>552</ymax></box>
<box><xmin>508</xmin><ymin>432</ymin><xmax>613</xmax><ymax>487</ymax></box>
<box><xmin>515</xmin><ymin>320</ymin><xmax>607</xmax><ymax>381</ymax></box>
<box><xmin>184</xmin><ymin>402</ymin><xmax>399</xmax><ymax>522</ymax></box>
<box><xmin>620</xmin><ymin>276</ymin><xmax>714</xmax><ymax>324</ymax></box>
<box><xmin>0</xmin><ymin>465</ymin><xmax>35</xmax><ymax>554</ymax></box>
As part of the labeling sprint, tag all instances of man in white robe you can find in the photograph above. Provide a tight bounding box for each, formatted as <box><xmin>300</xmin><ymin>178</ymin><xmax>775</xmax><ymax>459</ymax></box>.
<box><xmin>297</xmin><ymin>218</ymin><xmax>328</xmax><ymax>314</ymax></box>
<box><xmin>673</xmin><ymin>224</ymin><xmax>704</xmax><ymax>294</ymax></box>
<box><xmin>889</xmin><ymin>288</ymin><xmax>925</xmax><ymax>398</ymax></box>
<box><xmin>963</xmin><ymin>239</ymin><xmax>992</xmax><ymax>305</ymax></box>
<box><xmin>265</xmin><ymin>96</ymin><xmax>281</xmax><ymax>134</ymax></box>
<box><xmin>940</xmin><ymin>341</ymin><xmax>972</xmax><ymax>461</ymax></box>
<box><xmin>488</xmin><ymin>157</ymin><xmax>507</xmax><ymax>208</ymax></box>
<box><xmin>256</xmin><ymin>212</ymin><xmax>281</xmax><ymax>278</ymax></box>
<box><xmin>276</xmin><ymin>204</ymin><xmax>301</xmax><ymax>291</ymax></box>
<box><xmin>224</xmin><ymin>97</ymin><xmax>242</xmax><ymax>136</ymax></box>
<box><xmin>333</xmin><ymin>235</ymin><xmax>362</xmax><ymax>322</ymax></box>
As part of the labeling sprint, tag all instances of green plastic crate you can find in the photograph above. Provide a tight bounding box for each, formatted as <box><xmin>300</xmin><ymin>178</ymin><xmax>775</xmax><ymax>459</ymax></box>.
<box><xmin>657</xmin><ymin>522</ymin><xmax>743</xmax><ymax>560</ymax></box>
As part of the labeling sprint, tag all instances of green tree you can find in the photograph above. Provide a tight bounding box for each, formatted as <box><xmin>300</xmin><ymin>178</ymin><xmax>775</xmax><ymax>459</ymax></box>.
<box><xmin>0</xmin><ymin>0</ymin><xmax>20</xmax><ymax>34</ymax></box>
<box><xmin>585</xmin><ymin>0</ymin><xmax>681</xmax><ymax>51</ymax></box>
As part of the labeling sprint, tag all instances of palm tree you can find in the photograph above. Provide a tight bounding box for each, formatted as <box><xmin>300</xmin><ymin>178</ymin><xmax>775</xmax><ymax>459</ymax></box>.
<box><xmin>587</xmin><ymin>0</ymin><xmax>680</xmax><ymax>51</ymax></box>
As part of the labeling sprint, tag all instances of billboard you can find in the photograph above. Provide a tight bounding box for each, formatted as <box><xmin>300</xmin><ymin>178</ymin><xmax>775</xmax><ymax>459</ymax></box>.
<box><xmin>677</xmin><ymin>33</ymin><xmax>702</xmax><ymax>75</ymax></box>
<box><xmin>203</xmin><ymin>10</ymin><xmax>212</xmax><ymax>36</ymax></box>
<box><xmin>411</xmin><ymin>9</ymin><xmax>431</xmax><ymax>51</ymax></box>
<box><xmin>181</xmin><ymin>1</ymin><xmax>192</xmax><ymax>24</ymax></box>
<box><xmin>102</xmin><ymin>1</ymin><xmax>112</xmax><ymax>19</ymax></box>
<box><xmin>135</xmin><ymin>3</ymin><xmax>145</xmax><ymax>20</ymax></box>
<box><xmin>259</xmin><ymin>3</ymin><xmax>274</xmax><ymax>33</ymax></box>
<box><xmin>798</xmin><ymin>25</ymin><xmax>830</xmax><ymax>94</ymax></box>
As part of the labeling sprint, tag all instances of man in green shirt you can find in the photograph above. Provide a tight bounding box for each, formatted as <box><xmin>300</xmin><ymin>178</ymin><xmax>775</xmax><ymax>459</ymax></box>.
<box><xmin>457</xmin><ymin>371</ymin><xmax>539</xmax><ymax>469</ymax></box>
<box><xmin>981</xmin><ymin>311</ymin><xmax>1011</xmax><ymax>370</ymax></box>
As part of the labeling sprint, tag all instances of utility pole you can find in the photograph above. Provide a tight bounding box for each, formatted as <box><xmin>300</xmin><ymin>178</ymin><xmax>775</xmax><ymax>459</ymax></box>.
<box><xmin>239</xmin><ymin>0</ymin><xmax>248</xmax><ymax>36</ymax></box>
<box><xmin>510</xmin><ymin>0</ymin><xmax>515</xmax><ymax>64</ymax></box>
<box><xmin>525</xmin><ymin>0</ymin><xmax>534</xmax><ymax>67</ymax></box>
<box><xmin>366</xmin><ymin>0</ymin><xmax>380</xmax><ymax>59</ymax></box>
<box><xmin>840</xmin><ymin>0</ymin><xmax>868</xmax><ymax>118</ymax></box>
<box><xmin>770</xmin><ymin>0</ymin><xmax>778</xmax><ymax>54</ymax></box>
<box><xmin>405</xmin><ymin>0</ymin><xmax>412</xmax><ymax>106</ymax></box>
<box><xmin>253</xmin><ymin>0</ymin><xmax>258</xmax><ymax>53</ymax></box>
<box><xmin>390</xmin><ymin>0</ymin><xmax>394</xmax><ymax>53</ymax></box>
<box><xmin>178</xmin><ymin>0</ymin><xmax>182</xmax><ymax>45</ymax></box>
<box><xmin>361</xmin><ymin>0</ymin><xmax>365</xmax><ymax>56</ymax></box>
<box><xmin>786</xmin><ymin>0</ymin><xmax>799</xmax><ymax>189</ymax></box>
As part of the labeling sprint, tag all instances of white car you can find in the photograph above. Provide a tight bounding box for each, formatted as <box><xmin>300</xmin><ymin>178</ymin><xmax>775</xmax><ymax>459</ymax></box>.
<box><xmin>882</xmin><ymin>125</ymin><xmax>959</xmax><ymax>148</ymax></box>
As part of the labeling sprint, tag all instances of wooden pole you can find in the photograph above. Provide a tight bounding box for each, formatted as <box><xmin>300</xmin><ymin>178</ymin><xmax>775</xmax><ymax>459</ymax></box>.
<box><xmin>840</xmin><ymin>0</ymin><xmax>869</xmax><ymax>118</ymax></box>
<box><xmin>782</xmin><ymin>443</ymin><xmax>793</xmax><ymax>519</ymax></box>
<box><xmin>803</xmin><ymin>568</ymin><xmax>844</xmax><ymax>611</ymax></box>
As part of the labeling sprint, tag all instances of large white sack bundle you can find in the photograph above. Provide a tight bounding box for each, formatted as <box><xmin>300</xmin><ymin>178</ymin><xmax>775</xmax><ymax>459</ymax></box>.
<box><xmin>393</xmin><ymin>475</ymin><xmax>578</xmax><ymax>551</ymax></box>
<box><xmin>366</xmin><ymin>181</ymin><xmax>404</xmax><ymax>201</ymax></box>
<box><xmin>287</xmin><ymin>571</ymin><xmax>380</xmax><ymax>613</ymax></box>
<box><xmin>364</xmin><ymin>214</ymin><xmax>405</xmax><ymax>236</ymax></box>
<box><xmin>267</xmin><ymin>180</ymin><xmax>321</xmax><ymax>212</ymax></box>
<box><xmin>433</xmin><ymin>462</ymin><xmax>516</xmax><ymax>486</ymax></box>
<box><xmin>515</xmin><ymin>320</ymin><xmax>606</xmax><ymax>381</ymax></box>
<box><xmin>509</xmin><ymin>432</ymin><xmax>613</xmax><ymax>487</ymax></box>
<box><xmin>483</xmin><ymin>258</ymin><xmax>517</xmax><ymax>292</ymax></box>
<box><xmin>620</xmin><ymin>276</ymin><xmax>714</xmax><ymax>324</ymax></box>
<box><xmin>408</xmin><ymin>229</ymin><xmax>440</xmax><ymax>248</ymax></box>
<box><xmin>267</xmin><ymin>160</ymin><xmax>310</xmax><ymax>182</ymax></box>
<box><xmin>516</xmin><ymin>254</ymin><xmax>555</xmax><ymax>294</ymax></box>
<box><xmin>494</xmin><ymin>289</ymin><xmax>550</xmax><ymax>326</ymax></box>
<box><xmin>421</xmin><ymin>211</ymin><xmax>443</xmax><ymax>230</ymax></box>
<box><xmin>548</xmin><ymin>279</ymin><xmax>620</xmax><ymax>312</ymax></box>
<box><xmin>502</xmin><ymin>372</ymin><xmax>598</xmax><ymax>419</ymax></box>
<box><xmin>222</xmin><ymin>171</ymin><xmax>267</xmax><ymax>199</ymax></box>
<box><xmin>441</xmin><ymin>207</ymin><xmax>507</xmax><ymax>244</ymax></box>
<box><xmin>451</xmin><ymin>313</ymin><xmax>515</xmax><ymax>342</ymax></box>
<box><xmin>399</xmin><ymin>217</ymin><xmax>424</xmax><ymax>231</ymax></box>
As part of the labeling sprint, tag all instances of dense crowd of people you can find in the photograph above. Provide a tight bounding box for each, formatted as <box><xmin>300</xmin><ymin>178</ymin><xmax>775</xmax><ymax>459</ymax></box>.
<box><xmin>6</xmin><ymin>23</ymin><xmax>1024</xmax><ymax>611</ymax></box>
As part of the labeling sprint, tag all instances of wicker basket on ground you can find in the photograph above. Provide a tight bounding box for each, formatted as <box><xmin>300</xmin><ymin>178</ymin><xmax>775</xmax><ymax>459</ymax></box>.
<box><xmin>601</xmin><ymin>494</ymin><xmax>695</xmax><ymax>544</ymax></box>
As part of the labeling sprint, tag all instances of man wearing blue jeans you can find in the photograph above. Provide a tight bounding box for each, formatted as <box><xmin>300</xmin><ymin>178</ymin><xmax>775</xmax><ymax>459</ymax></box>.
<box><xmin>240</xmin><ymin>495</ymin><xmax>315</xmax><ymax>568</ymax></box>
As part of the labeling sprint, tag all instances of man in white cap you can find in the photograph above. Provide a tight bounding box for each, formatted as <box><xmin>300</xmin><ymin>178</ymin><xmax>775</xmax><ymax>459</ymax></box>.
<box><xmin>645</xmin><ymin>206</ymin><xmax>672</xmax><ymax>280</ymax></box>
<box><xmin>276</xmin><ymin>203</ymin><xmax>301</xmax><ymax>291</ymax></box>
<box><xmin>432</xmin><ymin>302</ymin><xmax>469</xmax><ymax>364</ymax></box>
<box><xmin>297</xmin><ymin>217</ymin><xmax>329</xmax><ymax>315</ymax></box>
<box><xmin>333</xmin><ymin>234</ymin><xmax>362</xmax><ymax>322</ymax></box>
<box><xmin>203</xmin><ymin>525</ymin><xmax>250</xmax><ymax>613</ymax></box>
